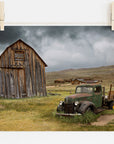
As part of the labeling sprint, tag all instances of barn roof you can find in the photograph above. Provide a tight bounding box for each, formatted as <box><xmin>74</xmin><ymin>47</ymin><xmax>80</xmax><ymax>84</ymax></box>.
<box><xmin>0</xmin><ymin>39</ymin><xmax>47</xmax><ymax>67</ymax></box>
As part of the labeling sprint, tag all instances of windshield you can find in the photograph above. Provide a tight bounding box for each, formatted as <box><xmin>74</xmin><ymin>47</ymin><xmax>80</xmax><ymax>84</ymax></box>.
<box><xmin>76</xmin><ymin>86</ymin><xmax>93</xmax><ymax>94</ymax></box>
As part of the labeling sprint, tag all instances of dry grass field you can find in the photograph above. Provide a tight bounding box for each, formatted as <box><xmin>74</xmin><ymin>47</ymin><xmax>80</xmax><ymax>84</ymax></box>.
<box><xmin>0</xmin><ymin>95</ymin><xmax>114</xmax><ymax>131</ymax></box>
<box><xmin>0</xmin><ymin>65</ymin><xmax>114</xmax><ymax>131</ymax></box>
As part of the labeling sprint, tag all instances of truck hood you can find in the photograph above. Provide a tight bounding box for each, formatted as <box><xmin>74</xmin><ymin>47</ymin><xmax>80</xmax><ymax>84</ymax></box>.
<box><xmin>68</xmin><ymin>93</ymin><xmax>92</xmax><ymax>99</ymax></box>
<box><xmin>64</xmin><ymin>93</ymin><xmax>92</xmax><ymax>103</ymax></box>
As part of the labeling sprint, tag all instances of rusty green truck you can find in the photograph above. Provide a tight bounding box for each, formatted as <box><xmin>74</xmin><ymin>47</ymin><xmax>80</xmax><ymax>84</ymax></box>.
<box><xmin>56</xmin><ymin>84</ymin><xmax>114</xmax><ymax>115</ymax></box>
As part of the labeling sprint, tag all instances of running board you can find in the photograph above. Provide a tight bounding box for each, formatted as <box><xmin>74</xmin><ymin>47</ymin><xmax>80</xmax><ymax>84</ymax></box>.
<box><xmin>96</xmin><ymin>108</ymin><xmax>106</xmax><ymax>114</ymax></box>
<box><xmin>56</xmin><ymin>113</ymin><xmax>81</xmax><ymax>117</ymax></box>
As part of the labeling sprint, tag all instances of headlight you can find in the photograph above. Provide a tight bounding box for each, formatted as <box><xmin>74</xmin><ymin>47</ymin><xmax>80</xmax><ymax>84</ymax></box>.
<box><xmin>74</xmin><ymin>101</ymin><xmax>79</xmax><ymax>106</ymax></box>
<box><xmin>105</xmin><ymin>95</ymin><xmax>108</xmax><ymax>99</ymax></box>
<box><xmin>59</xmin><ymin>101</ymin><xmax>63</xmax><ymax>105</ymax></box>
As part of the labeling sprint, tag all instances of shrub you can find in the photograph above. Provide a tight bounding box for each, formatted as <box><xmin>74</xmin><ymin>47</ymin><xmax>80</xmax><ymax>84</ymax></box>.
<box><xmin>55</xmin><ymin>112</ymin><xmax>100</xmax><ymax>124</ymax></box>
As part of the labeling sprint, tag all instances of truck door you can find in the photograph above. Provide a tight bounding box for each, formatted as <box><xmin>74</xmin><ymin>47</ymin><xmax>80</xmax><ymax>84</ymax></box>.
<box><xmin>93</xmin><ymin>86</ymin><xmax>102</xmax><ymax>107</ymax></box>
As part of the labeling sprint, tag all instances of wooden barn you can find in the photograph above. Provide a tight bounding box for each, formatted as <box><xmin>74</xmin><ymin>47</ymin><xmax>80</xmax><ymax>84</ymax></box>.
<box><xmin>0</xmin><ymin>39</ymin><xmax>47</xmax><ymax>98</ymax></box>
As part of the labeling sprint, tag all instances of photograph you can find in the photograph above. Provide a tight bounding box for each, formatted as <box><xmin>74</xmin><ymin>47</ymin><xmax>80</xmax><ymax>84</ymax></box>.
<box><xmin>0</xmin><ymin>26</ymin><xmax>114</xmax><ymax>131</ymax></box>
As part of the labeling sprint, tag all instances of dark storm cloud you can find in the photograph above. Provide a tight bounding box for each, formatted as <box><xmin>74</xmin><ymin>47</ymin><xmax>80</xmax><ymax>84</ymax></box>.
<box><xmin>0</xmin><ymin>26</ymin><xmax>114</xmax><ymax>72</ymax></box>
<box><xmin>0</xmin><ymin>26</ymin><xmax>27</xmax><ymax>53</ymax></box>
<box><xmin>0</xmin><ymin>26</ymin><xmax>26</xmax><ymax>44</ymax></box>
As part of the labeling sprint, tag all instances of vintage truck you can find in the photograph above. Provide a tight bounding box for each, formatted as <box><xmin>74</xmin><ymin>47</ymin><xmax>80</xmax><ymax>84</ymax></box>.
<box><xmin>56</xmin><ymin>84</ymin><xmax>114</xmax><ymax>115</ymax></box>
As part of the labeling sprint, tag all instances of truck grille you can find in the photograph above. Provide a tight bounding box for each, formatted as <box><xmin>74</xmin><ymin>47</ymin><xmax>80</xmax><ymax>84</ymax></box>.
<box><xmin>64</xmin><ymin>104</ymin><xmax>74</xmax><ymax>113</ymax></box>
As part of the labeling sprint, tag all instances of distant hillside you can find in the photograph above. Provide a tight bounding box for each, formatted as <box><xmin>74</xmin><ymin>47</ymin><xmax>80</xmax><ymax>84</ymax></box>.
<box><xmin>46</xmin><ymin>65</ymin><xmax>114</xmax><ymax>86</ymax></box>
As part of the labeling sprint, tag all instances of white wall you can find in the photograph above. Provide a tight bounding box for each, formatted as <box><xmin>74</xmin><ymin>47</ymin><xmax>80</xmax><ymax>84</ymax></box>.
<box><xmin>4</xmin><ymin>0</ymin><xmax>113</xmax><ymax>25</ymax></box>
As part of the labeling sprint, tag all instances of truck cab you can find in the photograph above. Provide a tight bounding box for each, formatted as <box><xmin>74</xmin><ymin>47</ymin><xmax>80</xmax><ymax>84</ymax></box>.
<box><xmin>75</xmin><ymin>84</ymin><xmax>102</xmax><ymax>107</ymax></box>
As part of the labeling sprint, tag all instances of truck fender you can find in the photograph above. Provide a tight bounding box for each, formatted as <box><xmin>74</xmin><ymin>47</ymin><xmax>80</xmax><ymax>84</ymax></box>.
<box><xmin>77</xmin><ymin>101</ymin><xmax>96</xmax><ymax>114</ymax></box>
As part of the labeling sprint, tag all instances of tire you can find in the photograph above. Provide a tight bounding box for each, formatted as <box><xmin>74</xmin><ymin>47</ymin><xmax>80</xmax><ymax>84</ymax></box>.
<box><xmin>86</xmin><ymin>107</ymin><xmax>92</xmax><ymax>112</ymax></box>
<box><xmin>80</xmin><ymin>107</ymin><xmax>92</xmax><ymax>114</ymax></box>
<box><xmin>109</xmin><ymin>101</ymin><xmax>114</xmax><ymax>110</ymax></box>
<box><xmin>85</xmin><ymin>106</ymin><xmax>95</xmax><ymax>114</ymax></box>
<box><xmin>86</xmin><ymin>107</ymin><xmax>92</xmax><ymax>113</ymax></box>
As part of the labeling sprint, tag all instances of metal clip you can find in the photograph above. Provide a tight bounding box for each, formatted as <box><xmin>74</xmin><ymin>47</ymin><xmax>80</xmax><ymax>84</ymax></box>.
<box><xmin>112</xmin><ymin>2</ymin><xmax>114</xmax><ymax>30</ymax></box>
<box><xmin>0</xmin><ymin>1</ymin><xmax>4</xmax><ymax>31</ymax></box>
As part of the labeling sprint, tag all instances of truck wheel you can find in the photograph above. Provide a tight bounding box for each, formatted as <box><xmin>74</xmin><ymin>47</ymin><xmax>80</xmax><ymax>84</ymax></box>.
<box><xmin>81</xmin><ymin>107</ymin><xmax>92</xmax><ymax>114</ymax></box>
<box><xmin>86</xmin><ymin>107</ymin><xmax>92</xmax><ymax>113</ymax></box>
<box><xmin>109</xmin><ymin>101</ymin><xmax>114</xmax><ymax>110</ymax></box>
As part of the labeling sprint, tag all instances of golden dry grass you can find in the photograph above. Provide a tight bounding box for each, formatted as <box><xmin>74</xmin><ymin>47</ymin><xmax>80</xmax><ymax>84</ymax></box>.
<box><xmin>0</xmin><ymin>94</ymin><xmax>114</xmax><ymax>131</ymax></box>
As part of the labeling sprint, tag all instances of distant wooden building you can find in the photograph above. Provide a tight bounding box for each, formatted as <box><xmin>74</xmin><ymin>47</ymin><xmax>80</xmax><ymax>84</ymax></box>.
<box><xmin>0</xmin><ymin>39</ymin><xmax>47</xmax><ymax>98</ymax></box>
<box><xmin>72</xmin><ymin>78</ymin><xmax>100</xmax><ymax>85</ymax></box>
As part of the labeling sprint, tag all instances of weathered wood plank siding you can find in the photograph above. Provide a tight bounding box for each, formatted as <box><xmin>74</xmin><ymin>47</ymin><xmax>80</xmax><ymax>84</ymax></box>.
<box><xmin>0</xmin><ymin>39</ymin><xmax>47</xmax><ymax>98</ymax></box>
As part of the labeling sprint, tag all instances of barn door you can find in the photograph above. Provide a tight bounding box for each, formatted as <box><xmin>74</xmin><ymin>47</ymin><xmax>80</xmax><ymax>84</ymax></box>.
<box><xmin>18</xmin><ymin>69</ymin><xmax>27</xmax><ymax>98</ymax></box>
<box><xmin>10</xmin><ymin>69</ymin><xmax>27</xmax><ymax>98</ymax></box>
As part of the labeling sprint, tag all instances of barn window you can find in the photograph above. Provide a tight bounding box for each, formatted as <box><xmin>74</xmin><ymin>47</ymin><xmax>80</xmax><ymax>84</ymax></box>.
<box><xmin>14</xmin><ymin>51</ymin><xmax>25</xmax><ymax>61</ymax></box>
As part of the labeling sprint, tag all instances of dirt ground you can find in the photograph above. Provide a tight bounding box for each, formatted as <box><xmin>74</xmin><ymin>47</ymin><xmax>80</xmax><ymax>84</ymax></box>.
<box><xmin>91</xmin><ymin>115</ymin><xmax>114</xmax><ymax>126</ymax></box>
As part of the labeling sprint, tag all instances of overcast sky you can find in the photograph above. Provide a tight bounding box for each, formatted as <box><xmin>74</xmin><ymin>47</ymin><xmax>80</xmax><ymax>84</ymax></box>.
<box><xmin>0</xmin><ymin>26</ymin><xmax>114</xmax><ymax>72</ymax></box>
